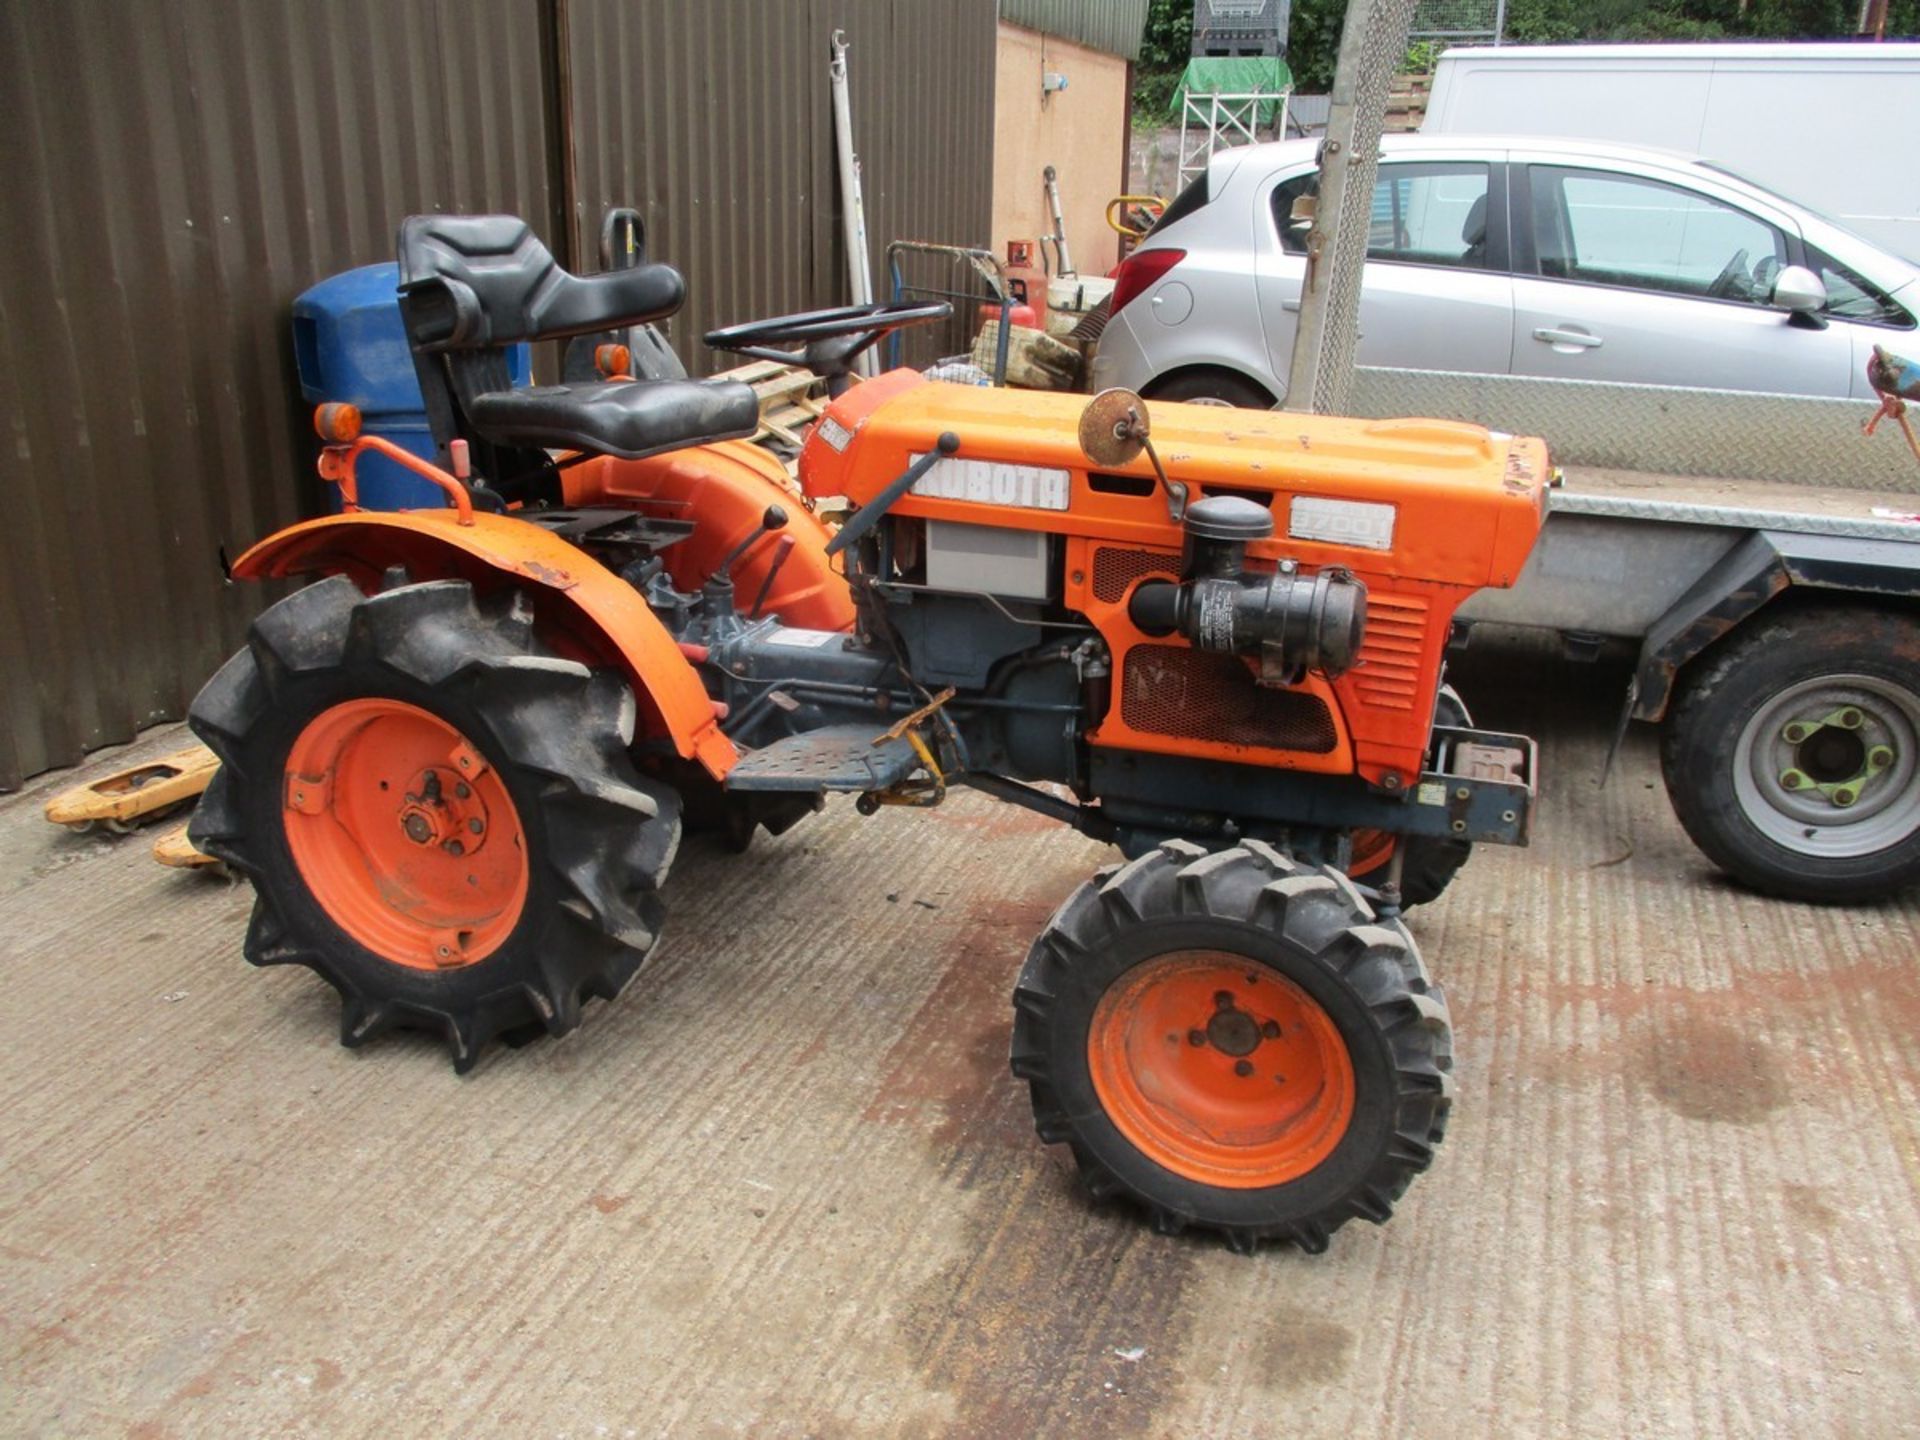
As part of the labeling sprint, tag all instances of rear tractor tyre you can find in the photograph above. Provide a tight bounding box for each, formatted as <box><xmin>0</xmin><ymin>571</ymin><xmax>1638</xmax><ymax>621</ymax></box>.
<box><xmin>187</xmin><ymin>575</ymin><xmax>682</xmax><ymax>1071</ymax></box>
<box><xmin>1011</xmin><ymin>840</ymin><xmax>1453</xmax><ymax>1253</ymax></box>
<box><xmin>1661</xmin><ymin>606</ymin><xmax>1920</xmax><ymax>903</ymax></box>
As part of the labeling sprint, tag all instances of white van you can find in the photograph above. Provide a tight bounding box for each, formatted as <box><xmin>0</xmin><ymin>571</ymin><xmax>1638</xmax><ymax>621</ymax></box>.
<box><xmin>1423</xmin><ymin>42</ymin><xmax>1920</xmax><ymax>262</ymax></box>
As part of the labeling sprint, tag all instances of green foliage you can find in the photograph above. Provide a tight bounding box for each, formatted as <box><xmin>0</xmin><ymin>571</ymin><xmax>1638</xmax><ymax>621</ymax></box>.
<box><xmin>1133</xmin><ymin>0</ymin><xmax>1194</xmax><ymax>122</ymax></box>
<box><xmin>1132</xmin><ymin>0</ymin><xmax>1918</xmax><ymax>114</ymax></box>
<box><xmin>1285</xmin><ymin>0</ymin><xmax>1348</xmax><ymax>90</ymax></box>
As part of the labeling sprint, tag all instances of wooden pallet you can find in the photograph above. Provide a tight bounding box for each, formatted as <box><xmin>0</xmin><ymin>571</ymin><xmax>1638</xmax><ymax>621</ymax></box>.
<box><xmin>712</xmin><ymin>358</ymin><xmax>828</xmax><ymax>452</ymax></box>
<box><xmin>1385</xmin><ymin>73</ymin><xmax>1431</xmax><ymax>134</ymax></box>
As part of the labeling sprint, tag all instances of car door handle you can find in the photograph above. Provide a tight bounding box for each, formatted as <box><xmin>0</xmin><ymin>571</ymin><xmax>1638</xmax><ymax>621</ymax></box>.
<box><xmin>1533</xmin><ymin>326</ymin><xmax>1603</xmax><ymax>349</ymax></box>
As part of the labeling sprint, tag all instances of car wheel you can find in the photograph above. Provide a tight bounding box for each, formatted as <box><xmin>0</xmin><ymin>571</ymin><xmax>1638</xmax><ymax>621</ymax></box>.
<box><xmin>1145</xmin><ymin>370</ymin><xmax>1276</xmax><ymax>410</ymax></box>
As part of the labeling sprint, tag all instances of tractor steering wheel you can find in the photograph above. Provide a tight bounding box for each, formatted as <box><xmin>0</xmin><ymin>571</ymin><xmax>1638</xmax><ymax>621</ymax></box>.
<box><xmin>705</xmin><ymin>300</ymin><xmax>952</xmax><ymax>396</ymax></box>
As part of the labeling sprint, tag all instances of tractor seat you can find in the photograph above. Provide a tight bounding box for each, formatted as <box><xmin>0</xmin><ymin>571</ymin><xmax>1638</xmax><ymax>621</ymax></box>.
<box><xmin>396</xmin><ymin>212</ymin><xmax>760</xmax><ymax>463</ymax></box>
<box><xmin>467</xmin><ymin>376</ymin><xmax>760</xmax><ymax>461</ymax></box>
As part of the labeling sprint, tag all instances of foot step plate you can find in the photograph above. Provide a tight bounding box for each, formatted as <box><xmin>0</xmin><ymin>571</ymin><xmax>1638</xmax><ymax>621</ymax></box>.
<box><xmin>724</xmin><ymin>725</ymin><xmax>921</xmax><ymax>794</ymax></box>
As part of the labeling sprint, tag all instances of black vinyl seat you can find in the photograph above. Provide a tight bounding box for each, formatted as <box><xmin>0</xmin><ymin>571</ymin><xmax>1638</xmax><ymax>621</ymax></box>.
<box><xmin>396</xmin><ymin>214</ymin><xmax>757</xmax><ymax>480</ymax></box>
<box><xmin>469</xmin><ymin>377</ymin><xmax>760</xmax><ymax>461</ymax></box>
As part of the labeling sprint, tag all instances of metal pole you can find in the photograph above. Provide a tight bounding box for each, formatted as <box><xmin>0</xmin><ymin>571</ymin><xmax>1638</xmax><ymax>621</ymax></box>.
<box><xmin>830</xmin><ymin>30</ymin><xmax>877</xmax><ymax>377</ymax></box>
<box><xmin>1493</xmin><ymin>0</ymin><xmax>1509</xmax><ymax>43</ymax></box>
<box><xmin>1043</xmin><ymin>165</ymin><xmax>1075</xmax><ymax>279</ymax></box>
<box><xmin>1281</xmin><ymin>0</ymin><xmax>1420</xmax><ymax>415</ymax></box>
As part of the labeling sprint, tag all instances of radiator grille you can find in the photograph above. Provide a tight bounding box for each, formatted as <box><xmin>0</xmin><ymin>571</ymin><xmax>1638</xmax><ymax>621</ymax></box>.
<box><xmin>1122</xmin><ymin>645</ymin><xmax>1337</xmax><ymax>752</ymax></box>
<box><xmin>1091</xmin><ymin>547</ymin><xmax>1179</xmax><ymax>603</ymax></box>
<box><xmin>1353</xmin><ymin>592</ymin><xmax>1429</xmax><ymax>712</ymax></box>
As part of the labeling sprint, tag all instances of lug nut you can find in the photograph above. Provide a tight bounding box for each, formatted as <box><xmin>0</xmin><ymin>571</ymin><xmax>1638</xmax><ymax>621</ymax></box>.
<box><xmin>1233</xmin><ymin>1060</ymin><xmax>1254</xmax><ymax>1077</ymax></box>
<box><xmin>467</xmin><ymin>818</ymin><xmax>484</xmax><ymax>835</ymax></box>
<box><xmin>455</xmin><ymin>782</ymin><xmax>471</xmax><ymax>799</ymax></box>
<box><xmin>1188</xmin><ymin>1029</ymin><xmax>1207</xmax><ymax>1047</ymax></box>
<box><xmin>445</xmin><ymin>839</ymin><xmax>465</xmax><ymax>856</ymax></box>
<box><xmin>1261</xmin><ymin>1019</ymin><xmax>1281</xmax><ymax>1039</ymax></box>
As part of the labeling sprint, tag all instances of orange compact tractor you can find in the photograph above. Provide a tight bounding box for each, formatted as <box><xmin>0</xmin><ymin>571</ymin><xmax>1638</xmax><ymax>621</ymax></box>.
<box><xmin>191</xmin><ymin>214</ymin><xmax>1547</xmax><ymax>1252</ymax></box>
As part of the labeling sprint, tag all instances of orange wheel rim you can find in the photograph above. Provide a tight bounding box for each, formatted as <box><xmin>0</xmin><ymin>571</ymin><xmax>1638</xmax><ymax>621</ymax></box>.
<box><xmin>283</xmin><ymin>699</ymin><xmax>528</xmax><ymax>971</ymax></box>
<box><xmin>1088</xmin><ymin>952</ymin><xmax>1355</xmax><ymax>1188</ymax></box>
<box><xmin>1348</xmin><ymin>828</ymin><xmax>1396</xmax><ymax>878</ymax></box>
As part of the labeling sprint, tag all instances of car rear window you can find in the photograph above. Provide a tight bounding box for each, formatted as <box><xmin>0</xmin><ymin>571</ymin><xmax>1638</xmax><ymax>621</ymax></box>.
<box><xmin>1271</xmin><ymin>162</ymin><xmax>1494</xmax><ymax>271</ymax></box>
<box><xmin>1150</xmin><ymin>173</ymin><xmax>1210</xmax><ymax>235</ymax></box>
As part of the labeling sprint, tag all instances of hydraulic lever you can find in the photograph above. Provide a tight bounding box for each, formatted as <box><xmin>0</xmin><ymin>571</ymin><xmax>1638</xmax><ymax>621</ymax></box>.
<box><xmin>825</xmin><ymin>431</ymin><xmax>961</xmax><ymax>557</ymax></box>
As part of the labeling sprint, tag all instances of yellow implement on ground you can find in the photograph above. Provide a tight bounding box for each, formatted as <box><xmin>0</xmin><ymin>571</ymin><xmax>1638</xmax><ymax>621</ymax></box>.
<box><xmin>43</xmin><ymin>744</ymin><xmax>220</xmax><ymax>835</ymax></box>
<box><xmin>152</xmin><ymin>820</ymin><xmax>224</xmax><ymax>872</ymax></box>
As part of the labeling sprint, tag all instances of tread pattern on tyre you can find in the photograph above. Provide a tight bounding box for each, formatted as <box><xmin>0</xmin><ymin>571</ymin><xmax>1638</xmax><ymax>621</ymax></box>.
<box><xmin>1010</xmin><ymin>839</ymin><xmax>1454</xmax><ymax>1254</ymax></box>
<box><xmin>188</xmin><ymin>575</ymin><xmax>681</xmax><ymax>1070</ymax></box>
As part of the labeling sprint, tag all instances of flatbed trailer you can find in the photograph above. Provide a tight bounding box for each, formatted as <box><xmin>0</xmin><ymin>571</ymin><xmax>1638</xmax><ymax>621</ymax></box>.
<box><xmin>1356</xmin><ymin>368</ymin><xmax>1920</xmax><ymax>902</ymax></box>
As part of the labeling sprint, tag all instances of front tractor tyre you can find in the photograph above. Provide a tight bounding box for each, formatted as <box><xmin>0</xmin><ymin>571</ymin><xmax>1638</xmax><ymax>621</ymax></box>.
<box><xmin>1661</xmin><ymin>605</ymin><xmax>1920</xmax><ymax>903</ymax></box>
<box><xmin>1011</xmin><ymin>841</ymin><xmax>1454</xmax><ymax>1253</ymax></box>
<box><xmin>187</xmin><ymin>575</ymin><xmax>682</xmax><ymax>1071</ymax></box>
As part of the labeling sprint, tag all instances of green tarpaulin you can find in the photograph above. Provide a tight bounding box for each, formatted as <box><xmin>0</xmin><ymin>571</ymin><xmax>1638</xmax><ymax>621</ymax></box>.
<box><xmin>1173</xmin><ymin>56</ymin><xmax>1293</xmax><ymax>123</ymax></box>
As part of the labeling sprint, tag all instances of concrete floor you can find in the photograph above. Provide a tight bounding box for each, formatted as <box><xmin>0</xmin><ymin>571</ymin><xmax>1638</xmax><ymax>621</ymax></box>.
<box><xmin>3</xmin><ymin>646</ymin><xmax>1918</xmax><ymax>1438</ymax></box>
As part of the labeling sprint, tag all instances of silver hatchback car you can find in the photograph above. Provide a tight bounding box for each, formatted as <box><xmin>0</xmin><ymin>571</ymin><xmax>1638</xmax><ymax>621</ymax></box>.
<box><xmin>1091</xmin><ymin>134</ymin><xmax>1920</xmax><ymax>405</ymax></box>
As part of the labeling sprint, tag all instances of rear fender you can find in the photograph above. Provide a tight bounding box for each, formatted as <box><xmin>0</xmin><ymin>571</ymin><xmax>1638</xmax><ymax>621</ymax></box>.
<box><xmin>563</xmin><ymin>439</ymin><xmax>855</xmax><ymax>632</ymax></box>
<box><xmin>231</xmin><ymin>509</ymin><xmax>737</xmax><ymax>779</ymax></box>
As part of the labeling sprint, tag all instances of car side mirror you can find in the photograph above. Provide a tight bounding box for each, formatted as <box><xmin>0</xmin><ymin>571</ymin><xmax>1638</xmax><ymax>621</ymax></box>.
<box><xmin>1770</xmin><ymin>265</ymin><xmax>1828</xmax><ymax>314</ymax></box>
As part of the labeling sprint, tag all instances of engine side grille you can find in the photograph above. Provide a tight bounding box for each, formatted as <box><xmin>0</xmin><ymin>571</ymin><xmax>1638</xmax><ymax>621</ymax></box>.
<box><xmin>1121</xmin><ymin>644</ymin><xmax>1337</xmax><ymax>752</ymax></box>
<box><xmin>1092</xmin><ymin>546</ymin><xmax>1179</xmax><ymax>603</ymax></box>
<box><xmin>1353</xmin><ymin>592</ymin><xmax>1429</xmax><ymax>712</ymax></box>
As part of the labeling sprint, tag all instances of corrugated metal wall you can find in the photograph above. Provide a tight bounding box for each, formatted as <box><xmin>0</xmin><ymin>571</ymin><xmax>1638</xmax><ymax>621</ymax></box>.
<box><xmin>567</xmin><ymin>0</ymin><xmax>996</xmax><ymax>370</ymax></box>
<box><xmin>1000</xmin><ymin>0</ymin><xmax>1148</xmax><ymax>58</ymax></box>
<box><xmin>0</xmin><ymin>0</ymin><xmax>995</xmax><ymax>790</ymax></box>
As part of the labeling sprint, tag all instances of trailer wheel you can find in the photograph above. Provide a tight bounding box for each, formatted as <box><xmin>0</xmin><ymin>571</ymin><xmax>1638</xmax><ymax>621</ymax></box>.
<box><xmin>187</xmin><ymin>576</ymin><xmax>681</xmax><ymax>1070</ymax></box>
<box><xmin>1011</xmin><ymin>840</ymin><xmax>1453</xmax><ymax>1253</ymax></box>
<box><xmin>1661</xmin><ymin>605</ymin><xmax>1920</xmax><ymax>903</ymax></box>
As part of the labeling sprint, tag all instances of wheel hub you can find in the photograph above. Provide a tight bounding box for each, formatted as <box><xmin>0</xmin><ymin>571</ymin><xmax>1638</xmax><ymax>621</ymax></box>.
<box><xmin>395</xmin><ymin>764</ymin><xmax>493</xmax><ymax>858</ymax></box>
<box><xmin>282</xmin><ymin>698</ymin><xmax>528</xmax><ymax>971</ymax></box>
<box><xmin>1202</xmin><ymin>990</ymin><xmax>1284</xmax><ymax>1059</ymax></box>
<box><xmin>1735</xmin><ymin>674</ymin><xmax>1920</xmax><ymax>859</ymax></box>
<box><xmin>1088</xmin><ymin>951</ymin><xmax>1355</xmax><ymax>1189</ymax></box>
<box><xmin>1778</xmin><ymin>706</ymin><xmax>1895</xmax><ymax>808</ymax></box>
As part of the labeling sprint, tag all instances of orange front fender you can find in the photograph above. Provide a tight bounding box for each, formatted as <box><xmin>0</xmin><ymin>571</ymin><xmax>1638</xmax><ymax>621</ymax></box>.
<box><xmin>232</xmin><ymin>509</ymin><xmax>737</xmax><ymax>780</ymax></box>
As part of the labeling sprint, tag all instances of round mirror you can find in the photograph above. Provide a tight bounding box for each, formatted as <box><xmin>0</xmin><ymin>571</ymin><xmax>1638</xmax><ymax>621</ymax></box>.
<box><xmin>1079</xmin><ymin>387</ymin><xmax>1149</xmax><ymax>467</ymax></box>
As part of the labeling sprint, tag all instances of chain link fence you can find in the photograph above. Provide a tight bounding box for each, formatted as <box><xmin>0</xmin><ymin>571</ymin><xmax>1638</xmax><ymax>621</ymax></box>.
<box><xmin>1285</xmin><ymin>0</ymin><xmax>1420</xmax><ymax>414</ymax></box>
<box><xmin>1408</xmin><ymin>0</ymin><xmax>1505</xmax><ymax>45</ymax></box>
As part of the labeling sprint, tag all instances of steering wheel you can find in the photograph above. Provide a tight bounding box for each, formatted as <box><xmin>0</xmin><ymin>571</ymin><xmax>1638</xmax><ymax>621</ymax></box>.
<box><xmin>705</xmin><ymin>300</ymin><xmax>952</xmax><ymax>396</ymax></box>
<box><xmin>1708</xmin><ymin>248</ymin><xmax>1751</xmax><ymax>300</ymax></box>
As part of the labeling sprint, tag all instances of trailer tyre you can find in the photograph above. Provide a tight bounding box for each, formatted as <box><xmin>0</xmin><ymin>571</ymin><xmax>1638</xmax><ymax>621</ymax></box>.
<box><xmin>1661</xmin><ymin>605</ymin><xmax>1920</xmax><ymax>903</ymax></box>
<box><xmin>187</xmin><ymin>576</ymin><xmax>681</xmax><ymax>1070</ymax></box>
<box><xmin>1011</xmin><ymin>841</ymin><xmax>1453</xmax><ymax>1254</ymax></box>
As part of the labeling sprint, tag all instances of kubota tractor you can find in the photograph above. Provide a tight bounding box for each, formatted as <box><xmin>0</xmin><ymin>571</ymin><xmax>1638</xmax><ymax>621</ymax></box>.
<box><xmin>189</xmin><ymin>214</ymin><xmax>1547</xmax><ymax>1252</ymax></box>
